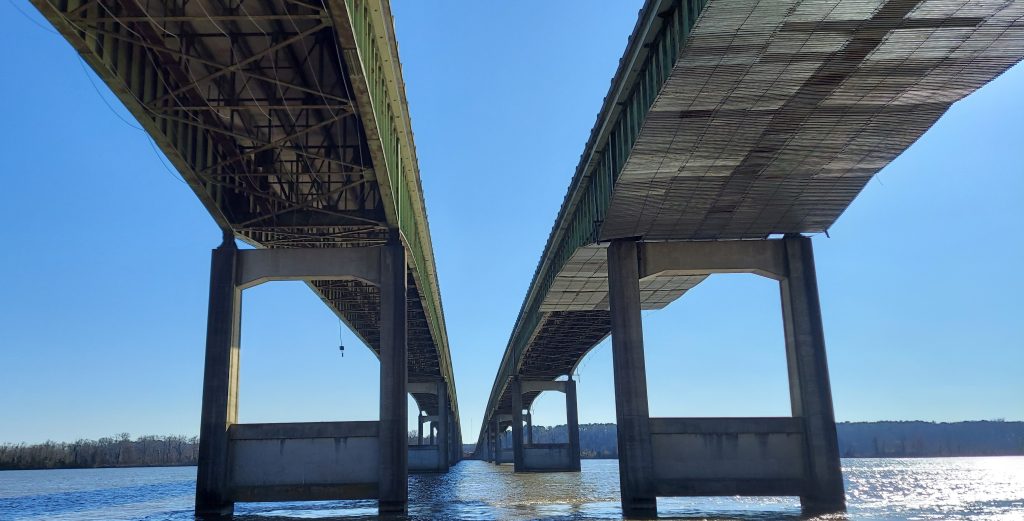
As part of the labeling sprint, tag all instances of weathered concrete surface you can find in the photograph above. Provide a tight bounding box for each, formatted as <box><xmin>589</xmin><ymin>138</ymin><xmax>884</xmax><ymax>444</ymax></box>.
<box><xmin>607</xmin><ymin>239</ymin><xmax>657</xmax><ymax>517</ymax></box>
<box><xmin>408</xmin><ymin>445</ymin><xmax>441</xmax><ymax>472</ymax></box>
<box><xmin>649</xmin><ymin>417</ymin><xmax>804</xmax><ymax>496</ymax></box>
<box><xmin>600</xmin><ymin>237</ymin><xmax>844</xmax><ymax>515</ymax></box>
<box><xmin>378</xmin><ymin>240</ymin><xmax>408</xmax><ymax>513</ymax></box>
<box><xmin>227</xmin><ymin>421</ymin><xmax>379</xmax><ymax>502</ymax></box>
<box><xmin>566</xmin><ymin>379</ymin><xmax>581</xmax><ymax>472</ymax></box>
<box><xmin>781</xmin><ymin>235</ymin><xmax>845</xmax><ymax>511</ymax></box>
<box><xmin>512</xmin><ymin>379</ymin><xmax>525</xmax><ymax>471</ymax></box>
<box><xmin>235</xmin><ymin>247</ymin><xmax>382</xmax><ymax>289</ymax></box>
<box><xmin>496</xmin><ymin>448</ymin><xmax>513</xmax><ymax>464</ymax></box>
<box><xmin>639</xmin><ymin>240</ymin><xmax>787</xmax><ymax>281</ymax></box>
<box><xmin>512</xmin><ymin>379</ymin><xmax>582</xmax><ymax>473</ymax></box>
<box><xmin>195</xmin><ymin>237</ymin><xmax>241</xmax><ymax>517</ymax></box>
<box><xmin>437</xmin><ymin>380</ymin><xmax>450</xmax><ymax>473</ymax></box>
<box><xmin>521</xmin><ymin>445</ymin><xmax>575</xmax><ymax>472</ymax></box>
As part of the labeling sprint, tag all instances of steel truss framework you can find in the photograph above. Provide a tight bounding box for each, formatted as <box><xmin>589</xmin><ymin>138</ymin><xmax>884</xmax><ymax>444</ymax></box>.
<box><xmin>33</xmin><ymin>0</ymin><xmax>451</xmax><ymax>415</ymax></box>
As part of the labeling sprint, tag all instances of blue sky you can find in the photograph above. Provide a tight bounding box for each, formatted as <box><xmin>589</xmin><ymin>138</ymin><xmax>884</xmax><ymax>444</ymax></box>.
<box><xmin>0</xmin><ymin>1</ymin><xmax>1021</xmax><ymax>445</ymax></box>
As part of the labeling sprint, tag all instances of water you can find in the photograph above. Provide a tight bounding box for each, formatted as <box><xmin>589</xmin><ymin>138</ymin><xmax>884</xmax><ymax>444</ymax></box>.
<box><xmin>0</xmin><ymin>458</ymin><xmax>1021</xmax><ymax>520</ymax></box>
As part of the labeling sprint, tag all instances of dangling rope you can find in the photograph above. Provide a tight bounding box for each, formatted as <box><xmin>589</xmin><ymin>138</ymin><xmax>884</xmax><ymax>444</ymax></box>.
<box><xmin>338</xmin><ymin>321</ymin><xmax>345</xmax><ymax>358</ymax></box>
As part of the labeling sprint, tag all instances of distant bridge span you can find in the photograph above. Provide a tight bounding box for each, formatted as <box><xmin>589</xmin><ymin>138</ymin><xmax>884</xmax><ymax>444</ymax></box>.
<box><xmin>477</xmin><ymin>0</ymin><xmax>1023</xmax><ymax>516</ymax></box>
<box><xmin>32</xmin><ymin>0</ymin><xmax>459</xmax><ymax>515</ymax></box>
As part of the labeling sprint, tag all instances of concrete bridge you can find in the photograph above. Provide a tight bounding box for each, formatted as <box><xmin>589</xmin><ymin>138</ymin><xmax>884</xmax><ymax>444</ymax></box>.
<box><xmin>30</xmin><ymin>0</ymin><xmax>460</xmax><ymax>515</ymax></box>
<box><xmin>476</xmin><ymin>0</ymin><xmax>1024</xmax><ymax>517</ymax></box>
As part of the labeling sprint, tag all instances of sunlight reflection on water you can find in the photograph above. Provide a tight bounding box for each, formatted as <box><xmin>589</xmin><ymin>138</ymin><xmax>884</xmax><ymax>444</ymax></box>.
<box><xmin>0</xmin><ymin>457</ymin><xmax>1021</xmax><ymax>520</ymax></box>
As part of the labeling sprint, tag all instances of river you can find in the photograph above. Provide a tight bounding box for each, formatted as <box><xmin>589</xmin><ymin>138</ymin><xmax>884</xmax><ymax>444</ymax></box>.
<box><xmin>1</xmin><ymin>457</ymin><xmax>1021</xmax><ymax>520</ymax></box>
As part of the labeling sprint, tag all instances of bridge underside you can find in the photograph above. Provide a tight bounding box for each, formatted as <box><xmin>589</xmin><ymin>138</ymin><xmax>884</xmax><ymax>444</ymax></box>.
<box><xmin>604</xmin><ymin>0</ymin><xmax>1024</xmax><ymax>241</ymax></box>
<box><xmin>33</xmin><ymin>0</ymin><xmax>449</xmax><ymax>412</ymax></box>
<box><xmin>493</xmin><ymin>0</ymin><xmax>1024</xmax><ymax>416</ymax></box>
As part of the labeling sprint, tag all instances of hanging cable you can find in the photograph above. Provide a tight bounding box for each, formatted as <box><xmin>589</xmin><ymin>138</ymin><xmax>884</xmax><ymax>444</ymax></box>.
<box><xmin>338</xmin><ymin>321</ymin><xmax>345</xmax><ymax>357</ymax></box>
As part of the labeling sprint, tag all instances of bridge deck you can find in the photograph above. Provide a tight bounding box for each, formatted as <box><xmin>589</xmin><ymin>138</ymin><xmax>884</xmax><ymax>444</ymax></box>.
<box><xmin>33</xmin><ymin>0</ymin><xmax>457</xmax><ymax>419</ymax></box>
<box><xmin>479</xmin><ymin>0</ymin><xmax>1024</xmax><ymax>442</ymax></box>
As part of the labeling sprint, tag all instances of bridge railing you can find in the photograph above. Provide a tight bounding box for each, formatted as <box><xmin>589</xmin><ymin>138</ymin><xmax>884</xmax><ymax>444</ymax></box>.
<box><xmin>339</xmin><ymin>0</ymin><xmax>457</xmax><ymax>421</ymax></box>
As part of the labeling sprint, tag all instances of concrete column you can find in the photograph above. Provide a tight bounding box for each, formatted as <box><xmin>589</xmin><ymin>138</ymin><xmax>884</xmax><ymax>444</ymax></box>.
<box><xmin>527</xmin><ymin>412</ymin><xmax>534</xmax><ymax>445</ymax></box>
<box><xmin>417</xmin><ymin>413</ymin><xmax>424</xmax><ymax>445</ymax></box>
<box><xmin>511</xmin><ymin>379</ymin><xmax>525</xmax><ymax>471</ymax></box>
<box><xmin>492</xmin><ymin>418</ymin><xmax>500</xmax><ymax>464</ymax></box>
<box><xmin>446</xmin><ymin>411</ymin><xmax>454</xmax><ymax>465</ymax></box>
<box><xmin>378</xmin><ymin>238</ymin><xmax>408</xmax><ymax>514</ymax></box>
<box><xmin>195</xmin><ymin>234</ymin><xmax>242</xmax><ymax>517</ymax></box>
<box><xmin>437</xmin><ymin>381</ymin><xmax>450</xmax><ymax>472</ymax></box>
<box><xmin>482</xmin><ymin>426</ymin><xmax>488</xmax><ymax>461</ymax></box>
<box><xmin>484</xmin><ymin>425</ymin><xmax>492</xmax><ymax>461</ymax></box>
<box><xmin>489</xmin><ymin>423</ymin><xmax>497</xmax><ymax>460</ymax></box>
<box><xmin>607</xmin><ymin>239</ymin><xmax>657</xmax><ymax>518</ymax></box>
<box><xmin>780</xmin><ymin>235</ymin><xmax>845</xmax><ymax>512</ymax></box>
<box><xmin>566</xmin><ymin>378</ymin><xmax>582</xmax><ymax>471</ymax></box>
<box><xmin>491</xmin><ymin>421</ymin><xmax>499</xmax><ymax>462</ymax></box>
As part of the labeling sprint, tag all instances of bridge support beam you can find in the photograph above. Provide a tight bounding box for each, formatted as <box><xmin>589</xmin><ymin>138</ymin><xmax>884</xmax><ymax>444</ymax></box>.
<box><xmin>779</xmin><ymin>236</ymin><xmax>845</xmax><ymax>512</ymax></box>
<box><xmin>493</xmin><ymin>415</ymin><xmax>513</xmax><ymax>464</ymax></box>
<box><xmin>409</xmin><ymin>380</ymin><xmax>450</xmax><ymax>473</ymax></box>
<box><xmin>605</xmin><ymin>235</ymin><xmax>845</xmax><ymax>517</ymax></box>
<box><xmin>526</xmin><ymin>411</ymin><xmax>533</xmax><ymax>444</ymax></box>
<box><xmin>512</xmin><ymin>379</ymin><xmax>525</xmax><ymax>470</ymax></box>
<box><xmin>492</xmin><ymin>423</ymin><xmax>500</xmax><ymax>463</ymax></box>
<box><xmin>438</xmin><ymin>381</ymin><xmax>450</xmax><ymax>472</ymax></box>
<box><xmin>196</xmin><ymin>234</ymin><xmax>242</xmax><ymax>517</ymax></box>
<box><xmin>607</xmin><ymin>239</ymin><xmax>657</xmax><ymax>518</ymax></box>
<box><xmin>195</xmin><ymin>235</ymin><xmax>410</xmax><ymax>517</ymax></box>
<box><xmin>512</xmin><ymin>379</ymin><xmax>582</xmax><ymax>472</ymax></box>
<box><xmin>566</xmin><ymin>379</ymin><xmax>581</xmax><ymax>471</ymax></box>
<box><xmin>378</xmin><ymin>239</ymin><xmax>408</xmax><ymax>514</ymax></box>
<box><xmin>491</xmin><ymin>418</ymin><xmax>500</xmax><ymax>464</ymax></box>
<box><xmin>417</xmin><ymin>413</ymin><xmax>424</xmax><ymax>445</ymax></box>
<box><xmin>484</xmin><ymin>424</ymin><xmax>492</xmax><ymax>461</ymax></box>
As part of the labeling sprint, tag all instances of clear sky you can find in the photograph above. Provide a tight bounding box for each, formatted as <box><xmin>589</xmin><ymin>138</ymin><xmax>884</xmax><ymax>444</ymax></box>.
<box><xmin>1</xmin><ymin>1</ymin><xmax>1021</xmax><ymax>445</ymax></box>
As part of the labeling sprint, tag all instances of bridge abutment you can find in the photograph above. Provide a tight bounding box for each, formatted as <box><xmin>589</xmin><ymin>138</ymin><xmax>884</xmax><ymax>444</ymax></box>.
<box><xmin>195</xmin><ymin>235</ymin><xmax>414</xmax><ymax>517</ymax></box>
<box><xmin>607</xmin><ymin>236</ymin><xmax>846</xmax><ymax>518</ymax></box>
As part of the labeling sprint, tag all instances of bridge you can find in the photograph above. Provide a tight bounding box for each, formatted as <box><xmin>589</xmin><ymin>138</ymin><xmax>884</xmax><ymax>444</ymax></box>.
<box><xmin>476</xmin><ymin>0</ymin><xmax>1024</xmax><ymax>517</ymax></box>
<box><xmin>31</xmin><ymin>0</ymin><xmax>460</xmax><ymax>515</ymax></box>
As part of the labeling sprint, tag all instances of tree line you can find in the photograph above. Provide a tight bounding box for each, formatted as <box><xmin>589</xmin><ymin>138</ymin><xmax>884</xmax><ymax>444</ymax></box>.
<box><xmin>0</xmin><ymin>434</ymin><xmax>198</xmax><ymax>470</ymax></box>
<box><xmin>497</xmin><ymin>420</ymin><xmax>1024</xmax><ymax>459</ymax></box>
<box><xmin>3</xmin><ymin>421</ymin><xmax>1021</xmax><ymax>470</ymax></box>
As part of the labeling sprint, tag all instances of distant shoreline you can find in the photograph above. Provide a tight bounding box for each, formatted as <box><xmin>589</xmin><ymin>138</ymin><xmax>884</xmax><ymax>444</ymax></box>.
<box><xmin>5</xmin><ymin>421</ymin><xmax>1023</xmax><ymax>471</ymax></box>
<box><xmin>5</xmin><ymin>454</ymin><xmax>1024</xmax><ymax>472</ymax></box>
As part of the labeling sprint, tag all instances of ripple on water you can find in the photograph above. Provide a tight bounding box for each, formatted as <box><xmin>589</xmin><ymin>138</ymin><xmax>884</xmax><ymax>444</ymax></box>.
<box><xmin>0</xmin><ymin>457</ymin><xmax>1022</xmax><ymax>520</ymax></box>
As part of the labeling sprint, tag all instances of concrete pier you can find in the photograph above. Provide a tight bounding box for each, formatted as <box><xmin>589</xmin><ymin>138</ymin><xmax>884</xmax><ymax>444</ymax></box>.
<box><xmin>409</xmin><ymin>380</ymin><xmax>450</xmax><ymax>473</ymax></box>
<box><xmin>437</xmin><ymin>380</ymin><xmax>450</xmax><ymax>473</ymax></box>
<box><xmin>566</xmin><ymin>379</ymin><xmax>581</xmax><ymax>472</ymax></box>
<box><xmin>526</xmin><ymin>412</ymin><xmax>533</xmax><ymax>444</ymax></box>
<box><xmin>607</xmin><ymin>239</ymin><xmax>657</xmax><ymax>517</ymax></box>
<box><xmin>780</xmin><ymin>235</ymin><xmax>845</xmax><ymax>512</ymax></box>
<box><xmin>511</xmin><ymin>378</ymin><xmax>582</xmax><ymax>473</ymax></box>
<box><xmin>195</xmin><ymin>235</ymin><xmax>414</xmax><ymax>517</ymax></box>
<box><xmin>195</xmin><ymin>235</ymin><xmax>242</xmax><ymax>517</ymax></box>
<box><xmin>378</xmin><ymin>240</ymin><xmax>408</xmax><ymax>514</ymax></box>
<box><xmin>512</xmin><ymin>379</ymin><xmax>525</xmax><ymax>470</ymax></box>
<box><xmin>602</xmin><ymin>236</ymin><xmax>845</xmax><ymax>517</ymax></box>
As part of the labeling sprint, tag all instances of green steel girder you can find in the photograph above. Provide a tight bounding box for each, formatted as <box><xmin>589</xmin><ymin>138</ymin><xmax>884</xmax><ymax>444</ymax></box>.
<box><xmin>477</xmin><ymin>0</ymin><xmax>705</xmax><ymax>452</ymax></box>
